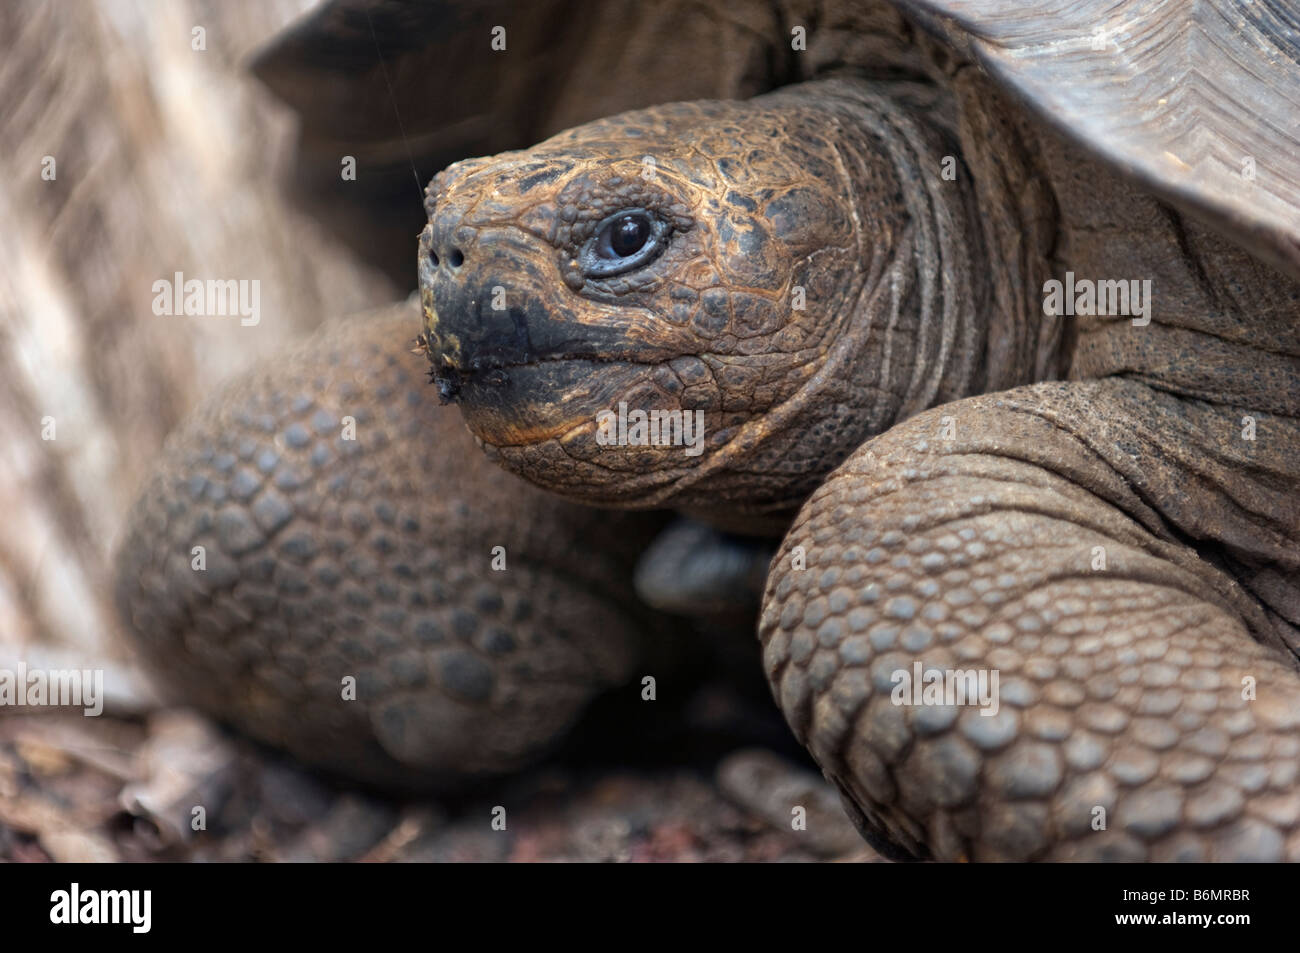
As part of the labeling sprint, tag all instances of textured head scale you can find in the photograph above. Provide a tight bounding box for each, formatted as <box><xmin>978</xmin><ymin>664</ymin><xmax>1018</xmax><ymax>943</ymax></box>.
<box><xmin>418</xmin><ymin>87</ymin><xmax>915</xmax><ymax>519</ymax></box>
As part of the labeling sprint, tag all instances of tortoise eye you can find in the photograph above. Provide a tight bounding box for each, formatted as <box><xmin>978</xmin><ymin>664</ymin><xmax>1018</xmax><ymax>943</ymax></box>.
<box><xmin>601</xmin><ymin>213</ymin><xmax>651</xmax><ymax>258</ymax></box>
<box><xmin>581</xmin><ymin>209</ymin><xmax>667</xmax><ymax>277</ymax></box>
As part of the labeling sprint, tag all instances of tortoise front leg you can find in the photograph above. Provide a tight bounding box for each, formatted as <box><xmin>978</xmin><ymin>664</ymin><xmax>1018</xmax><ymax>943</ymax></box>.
<box><xmin>760</xmin><ymin>380</ymin><xmax>1300</xmax><ymax>861</ymax></box>
<box><xmin>114</xmin><ymin>303</ymin><xmax>665</xmax><ymax>790</ymax></box>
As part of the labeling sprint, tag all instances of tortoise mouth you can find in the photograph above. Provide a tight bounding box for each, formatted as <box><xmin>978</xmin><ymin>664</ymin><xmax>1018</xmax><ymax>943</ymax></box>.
<box><xmin>430</xmin><ymin>352</ymin><xmax>656</xmax><ymax>402</ymax></box>
<box><xmin>439</xmin><ymin>355</ymin><xmax>663</xmax><ymax>449</ymax></box>
<box><xmin>429</xmin><ymin>351</ymin><xmax>731</xmax><ymax>509</ymax></box>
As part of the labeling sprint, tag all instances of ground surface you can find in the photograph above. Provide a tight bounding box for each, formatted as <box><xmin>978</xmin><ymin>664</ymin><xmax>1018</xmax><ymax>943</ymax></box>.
<box><xmin>0</xmin><ymin>697</ymin><xmax>880</xmax><ymax>863</ymax></box>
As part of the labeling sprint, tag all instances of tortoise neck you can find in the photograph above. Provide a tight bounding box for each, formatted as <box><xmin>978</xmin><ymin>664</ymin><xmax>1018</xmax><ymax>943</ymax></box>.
<box><xmin>782</xmin><ymin>77</ymin><xmax>1057</xmax><ymax>430</ymax></box>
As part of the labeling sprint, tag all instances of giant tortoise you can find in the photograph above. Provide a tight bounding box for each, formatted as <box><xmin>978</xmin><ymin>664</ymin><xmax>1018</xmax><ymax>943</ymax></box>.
<box><xmin>116</xmin><ymin>0</ymin><xmax>1300</xmax><ymax>861</ymax></box>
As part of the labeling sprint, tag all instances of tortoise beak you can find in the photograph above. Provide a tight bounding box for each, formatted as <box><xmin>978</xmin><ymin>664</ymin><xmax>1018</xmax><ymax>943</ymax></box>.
<box><xmin>418</xmin><ymin>301</ymin><xmax>472</xmax><ymax>404</ymax></box>
<box><xmin>416</xmin><ymin>214</ymin><xmax>628</xmax><ymax>402</ymax></box>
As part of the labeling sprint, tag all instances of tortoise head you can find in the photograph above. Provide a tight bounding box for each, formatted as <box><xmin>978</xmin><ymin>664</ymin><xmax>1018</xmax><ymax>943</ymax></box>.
<box><xmin>418</xmin><ymin>84</ymin><xmax>968</xmax><ymax>521</ymax></box>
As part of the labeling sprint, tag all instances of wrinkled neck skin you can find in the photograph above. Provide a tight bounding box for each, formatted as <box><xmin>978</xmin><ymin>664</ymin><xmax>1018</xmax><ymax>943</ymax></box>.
<box><xmin>421</xmin><ymin>76</ymin><xmax>1056</xmax><ymax>533</ymax></box>
<box><xmin>675</xmin><ymin>76</ymin><xmax>1043</xmax><ymax>532</ymax></box>
<box><xmin>703</xmin><ymin>82</ymin><xmax>988</xmax><ymax>490</ymax></box>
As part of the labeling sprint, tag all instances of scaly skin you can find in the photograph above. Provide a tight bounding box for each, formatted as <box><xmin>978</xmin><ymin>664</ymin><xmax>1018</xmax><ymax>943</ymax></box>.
<box><xmin>420</xmin><ymin>74</ymin><xmax>1300</xmax><ymax>859</ymax></box>
<box><xmin>115</xmin><ymin>304</ymin><xmax>667</xmax><ymax>790</ymax></box>
<box><xmin>762</xmin><ymin>383</ymin><xmax>1300</xmax><ymax>861</ymax></box>
<box><xmin>760</xmin><ymin>113</ymin><xmax>1300</xmax><ymax>860</ymax></box>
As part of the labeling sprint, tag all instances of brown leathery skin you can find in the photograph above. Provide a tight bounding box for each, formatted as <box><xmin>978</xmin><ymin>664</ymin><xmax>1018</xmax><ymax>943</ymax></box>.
<box><xmin>758</xmin><ymin>95</ymin><xmax>1300</xmax><ymax>861</ymax></box>
<box><xmin>114</xmin><ymin>303</ymin><xmax>667</xmax><ymax>790</ymax></box>
<box><xmin>419</xmin><ymin>78</ymin><xmax>1057</xmax><ymax>524</ymax></box>
<box><xmin>761</xmin><ymin>384</ymin><xmax>1300</xmax><ymax>861</ymax></box>
<box><xmin>1037</xmin><ymin>127</ymin><xmax>1300</xmax><ymax>639</ymax></box>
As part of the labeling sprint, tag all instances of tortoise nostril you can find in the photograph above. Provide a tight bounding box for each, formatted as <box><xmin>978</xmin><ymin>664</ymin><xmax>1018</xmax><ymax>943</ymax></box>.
<box><xmin>449</xmin><ymin>249</ymin><xmax>465</xmax><ymax>268</ymax></box>
<box><xmin>430</xmin><ymin>249</ymin><xmax>440</xmax><ymax>266</ymax></box>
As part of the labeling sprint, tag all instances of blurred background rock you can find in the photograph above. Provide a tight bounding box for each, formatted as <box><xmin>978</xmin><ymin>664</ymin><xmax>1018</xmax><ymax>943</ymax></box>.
<box><xmin>0</xmin><ymin>0</ymin><xmax>397</xmax><ymax>861</ymax></box>
<box><xmin>0</xmin><ymin>0</ymin><xmax>393</xmax><ymax>676</ymax></box>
